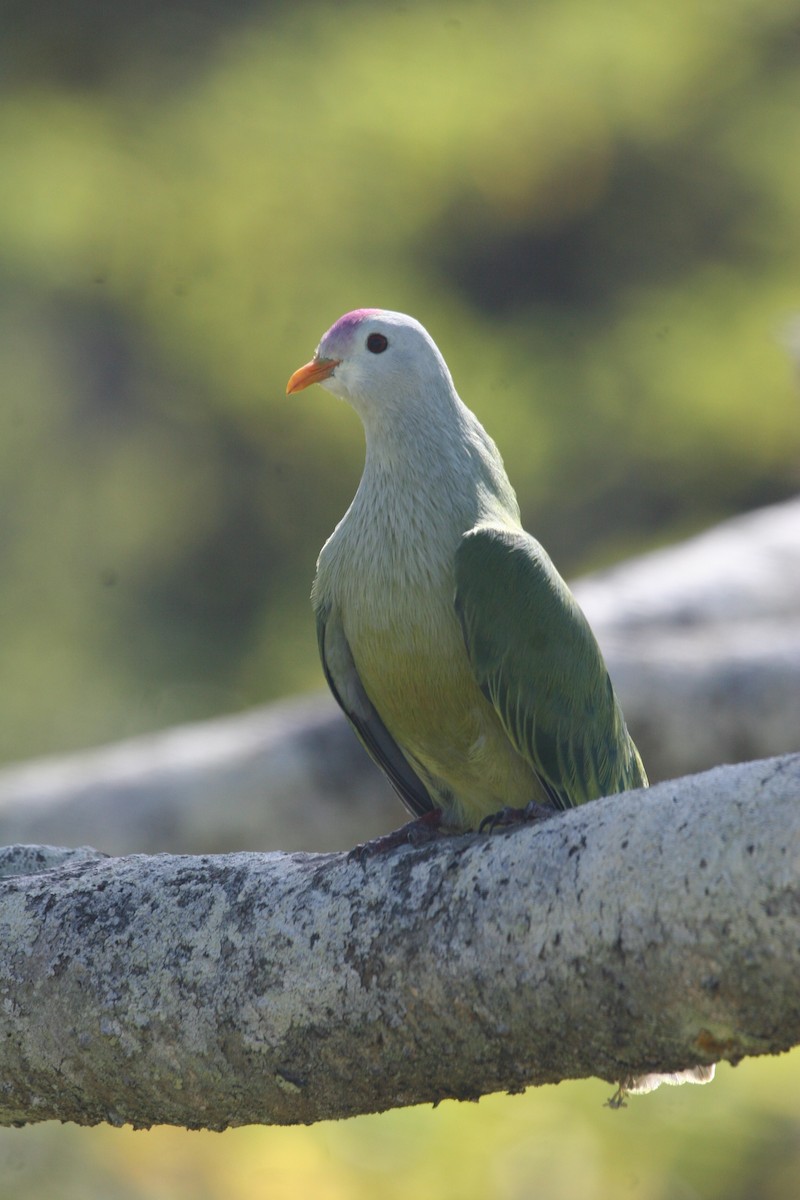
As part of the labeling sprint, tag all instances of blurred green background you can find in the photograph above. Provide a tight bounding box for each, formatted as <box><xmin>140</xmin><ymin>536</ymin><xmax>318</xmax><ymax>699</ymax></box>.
<box><xmin>1</xmin><ymin>0</ymin><xmax>799</xmax><ymax>1194</ymax></box>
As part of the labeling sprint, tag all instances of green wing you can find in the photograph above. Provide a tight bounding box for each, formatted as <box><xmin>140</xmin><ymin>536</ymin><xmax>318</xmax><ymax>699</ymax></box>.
<box><xmin>316</xmin><ymin>602</ymin><xmax>435</xmax><ymax>819</ymax></box>
<box><xmin>454</xmin><ymin>527</ymin><xmax>647</xmax><ymax>810</ymax></box>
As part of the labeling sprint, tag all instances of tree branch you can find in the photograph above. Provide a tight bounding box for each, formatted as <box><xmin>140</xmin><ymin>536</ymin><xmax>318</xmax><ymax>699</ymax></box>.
<box><xmin>0</xmin><ymin>695</ymin><xmax>399</xmax><ymax>854</ymax></box>
<box><xmin>1</xmin><ymin>753</ymin><xmax>798</xmax><ymax>1129</ymax></box>
<box><xmin>573</xmin><ymin>495</ymin><xmax>800</xmax><ymax>781</ymax></box>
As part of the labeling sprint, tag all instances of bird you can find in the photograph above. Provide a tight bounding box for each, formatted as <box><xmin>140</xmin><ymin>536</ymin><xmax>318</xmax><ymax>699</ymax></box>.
<box><xmin>287</xmin><ymin>308</ymin><xmax>647</xmax><ymax>833</ymax></box>
<box><xmin>287</xmin><ymin>308</ymin><xmax>715</xmax><ymax>1097</ymax></box>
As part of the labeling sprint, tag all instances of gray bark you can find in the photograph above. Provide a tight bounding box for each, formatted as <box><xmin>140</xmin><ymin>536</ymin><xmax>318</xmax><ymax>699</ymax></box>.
<box><xmin>572</xmin><ymin>494</ymin><xmax>800</xmax><ymax>781</ymax></box>
<box><xmin>0</xmin><ymin>753</ymin><xmax>798</xmax><ymax>1129</ymax></box>
<box><xmin>0</xmin><ymin>695</ymin><xmax>396</xmax><ymax>855</ymax></box>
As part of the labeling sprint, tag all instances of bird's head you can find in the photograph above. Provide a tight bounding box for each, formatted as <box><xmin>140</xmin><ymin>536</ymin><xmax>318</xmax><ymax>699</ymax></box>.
<box><xmin>286</xmin><ymin>309</ymin><xmax>454</xmax><ymax>418</ymax></box>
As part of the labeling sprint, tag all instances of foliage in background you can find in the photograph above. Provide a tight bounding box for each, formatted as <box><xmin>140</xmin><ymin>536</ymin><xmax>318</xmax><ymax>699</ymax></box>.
<box><xmin>1</xmin><ymin>2</ymin><xmax>799</xmax><ymax>1196</ymax></box>
<box><xmin>0</xmin><ymin>0</ymin><xmax>798</xmax><ymax>762</ymax></box>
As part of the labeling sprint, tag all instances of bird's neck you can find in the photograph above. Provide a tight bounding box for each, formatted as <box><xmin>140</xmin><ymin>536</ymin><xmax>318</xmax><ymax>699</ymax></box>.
<box><xmin>350</xmin><ymin>394</ymin><xmax>520</xmax><ymax>556</ymax></box>
<box><xmin>314</xmin><ymin>380</ymin><xmax>523</xmax><ymax>615</ymax></box>
<box><xmin>358</xmin><ymin>394</ymin><xmax>459</xmax><ymax>509</ymax></box>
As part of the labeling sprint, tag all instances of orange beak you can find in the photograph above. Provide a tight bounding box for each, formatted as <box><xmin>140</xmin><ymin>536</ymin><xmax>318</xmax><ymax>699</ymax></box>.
<box><xmin>286</xmin><ymin>356</ymin><xmax>340</xmax><ymax>394</ymax></box>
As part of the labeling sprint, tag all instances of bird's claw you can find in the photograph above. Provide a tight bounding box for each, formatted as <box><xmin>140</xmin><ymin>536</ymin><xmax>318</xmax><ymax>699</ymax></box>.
<box><xmin>479</xmin><ymin>800</ymin><xmax>556</xmax><ymax>835</ymax></box>
<box><xmin>347</xmin><ymin>809</ymin><xmax>444</xmax><ymax>860</ymax></box>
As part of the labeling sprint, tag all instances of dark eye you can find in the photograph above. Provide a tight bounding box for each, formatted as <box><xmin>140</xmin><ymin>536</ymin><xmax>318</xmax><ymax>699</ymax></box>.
<box><xmin>366</xmin><ymin>332</ymin><xmax>388</xmax><ymax>354</ymax></box>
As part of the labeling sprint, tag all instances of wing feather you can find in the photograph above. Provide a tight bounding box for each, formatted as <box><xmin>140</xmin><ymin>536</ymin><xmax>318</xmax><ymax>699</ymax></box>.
<box><xmin>455</xmin><ymin>527</ymin><xmax>646</xmax><ymax>810</ymax></box>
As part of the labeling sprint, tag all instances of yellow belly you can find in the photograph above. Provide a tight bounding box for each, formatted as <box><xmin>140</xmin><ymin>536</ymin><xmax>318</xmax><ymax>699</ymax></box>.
<box><xmin>346</xmin><ymin>606</ymin><xmax>541</xmax><ymax>828</ymax></box>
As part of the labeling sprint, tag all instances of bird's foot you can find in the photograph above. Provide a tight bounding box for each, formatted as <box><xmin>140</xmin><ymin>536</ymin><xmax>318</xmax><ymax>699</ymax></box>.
<box><xmin>605</xmin><ymin>1084</ymin><xmax>628</xmax><ymax>1110</ymax></box>
<box><xmin>348</xmin><ymin>809</ymin><xmax>445</xmax><ymax>860</ymax></box>
<box><xmin>479</xmin><ymin>800</ymin><xmax>556</xmax><ymax>835</ymax></box>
